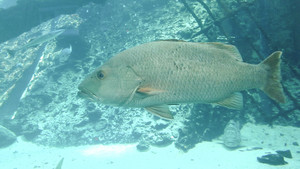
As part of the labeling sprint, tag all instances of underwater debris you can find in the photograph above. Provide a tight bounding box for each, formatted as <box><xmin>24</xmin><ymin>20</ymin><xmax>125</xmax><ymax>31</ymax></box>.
<box><xmin>55</xmin><ymin>157</ymin><xmax>64</xmax><ymax>169</ymax></box>
<box><xmin>257</xmin><ymin>154</ymin><xmax>288</xmax><ymax>165</ymax></box>
<box><xmin>0</xmin><ymin>47</ymin><xmax>44</xmax><ymax>120</ymax></box>
<box><xmin>239</xmin><ymin>147</ymin><xmax>263</xmax><ymax>152</ymax></box>
<box><xmin>276</xmin><ymin>150</ymin><xmax>292</xmax><ymax>159</ymax></box>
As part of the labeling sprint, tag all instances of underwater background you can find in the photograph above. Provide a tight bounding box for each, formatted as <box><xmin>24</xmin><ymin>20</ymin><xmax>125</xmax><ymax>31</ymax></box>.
<box><xmin>0</xmin><ymin>0</ymin><xmax>299</xmax><ymax>168</ymax></box>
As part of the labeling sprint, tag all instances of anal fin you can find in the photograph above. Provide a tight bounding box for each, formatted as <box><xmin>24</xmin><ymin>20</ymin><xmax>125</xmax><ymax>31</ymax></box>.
<box><xmin>216</xmin><ymin>92</ymin><xmax>243</xmax><ymax>110</ymax></box>
<box><xmin>145</xmin><ymin>105</ymin><xmax>173</xmax><ymax>120</ymax></box>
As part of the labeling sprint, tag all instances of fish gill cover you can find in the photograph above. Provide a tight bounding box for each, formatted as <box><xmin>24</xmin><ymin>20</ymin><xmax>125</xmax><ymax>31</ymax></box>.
<box><xmin>0</xmin><ymin>0</ymin><xmax>299</xmax><ymax>152</ymax></box>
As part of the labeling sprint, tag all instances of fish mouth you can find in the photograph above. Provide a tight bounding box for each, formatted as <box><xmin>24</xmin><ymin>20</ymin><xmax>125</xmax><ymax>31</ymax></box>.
<box><xmin>77</xmin><ymin>87</ymin><xmax>99</xmax><ymax>101</ymax></box>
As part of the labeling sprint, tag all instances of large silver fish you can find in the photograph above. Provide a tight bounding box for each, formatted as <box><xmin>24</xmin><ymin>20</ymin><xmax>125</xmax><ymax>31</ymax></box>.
<box><xmin>78</xmin><ymin>40</ymin><xmax>285</xmax><ymax>119</ymax></box>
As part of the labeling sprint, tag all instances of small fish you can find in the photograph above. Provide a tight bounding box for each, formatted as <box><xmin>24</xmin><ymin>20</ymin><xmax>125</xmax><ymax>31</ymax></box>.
<box><xmin>58</xmin><ymin>45</ymin><xmax>72</xmax><ymax>63</ymax></box>
<box><xmin>78</xmin><ymin>40</ymin><xmax>285</xmax><ymax>119</ymax></box>
<box><xmin>7</xmin><ymin>29</ymin><xmax>65</xmax><ymax>56</ymax></box>
<box><xmin>223</xmin><ymin>120</ymin><xmax>241</xmax><ymax>148</ymax></box>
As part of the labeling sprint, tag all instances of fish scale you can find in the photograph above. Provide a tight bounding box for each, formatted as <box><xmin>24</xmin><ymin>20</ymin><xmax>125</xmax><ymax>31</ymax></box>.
<box><xmin>132</xmin><ymin>58</ymin><xmax>239</xmax><ymax>103</ymax></box>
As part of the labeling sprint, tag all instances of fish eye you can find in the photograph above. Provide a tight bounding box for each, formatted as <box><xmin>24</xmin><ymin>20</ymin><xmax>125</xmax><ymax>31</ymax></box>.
<box><xmin>96</xmin><ymin>71</ymin><xmax>105</xmax><ymax>79</ymax></box>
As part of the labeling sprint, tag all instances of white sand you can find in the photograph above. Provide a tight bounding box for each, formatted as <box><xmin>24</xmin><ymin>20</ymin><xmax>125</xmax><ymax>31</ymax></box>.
<box><xmin>0</xmin><ymin>123</ymin><xmax>299</xmax><ymax>169</ymax></box>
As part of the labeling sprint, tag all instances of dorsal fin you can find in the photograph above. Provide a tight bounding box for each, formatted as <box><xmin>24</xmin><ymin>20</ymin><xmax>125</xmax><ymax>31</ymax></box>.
<box><xmin>204</xmin><ymin>42</ymin><xmax>243</xmax><ymax>61</ymax></box>
<box><xmin>155</xmin><ymin>39</ymin><xmax>186</xmax><ymax>42</ymax></box>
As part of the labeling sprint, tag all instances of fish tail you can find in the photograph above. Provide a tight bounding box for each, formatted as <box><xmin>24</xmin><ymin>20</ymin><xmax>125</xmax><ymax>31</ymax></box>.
<box><xmin>260</xmin><ymin>51</ymin><xmax>285</xmax><ymax>103</ymax></box>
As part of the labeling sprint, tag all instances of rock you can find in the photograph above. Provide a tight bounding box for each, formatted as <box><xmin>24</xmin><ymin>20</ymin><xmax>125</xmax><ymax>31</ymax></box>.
<box><xmin>276</xmin><ymin>150</ymin><xmax>293</xmax><ymax>159</ymax></box>
<box><xmin>136</xmin><ymin>141</ymin><xmax>150</xmax><ymax>152</ymax></box>
<box><xmin>94</xmin><ymin>119</ymin><xmax>108</xmax><ymax>130</ymax></box>
<box><xmin>87</xmin><ymin>111</ymin><xmax>102</xmax><ymax>123</ymax></box>
<box><xmin>257</xmin><ymin>154</ymin><xmax>288</xmax><ymax>165</ymax></box>
<box><xmin>132</xmin><ymin>127</ymin><xmax>144</xmax><ymax>140</ymax></box>
<box><xmin>151</xmin><ymin>134</ymin><xmax>173</xmax><ymax>147</ymax></box>
<box><xmin>154</xmin><ymin>120</ymin><xmax>169</xmax><ymax>130</ymax></box>
<box><xmin>21</xmin><ymin>123</ymin><xmax>41</xmax><ymax>141</ymax></box>
<box><xmin>175</xmin><ymin>128</ymin><xmax>199</xmax><ymax>152</ymax></box>
<box><xmin>175</xmin><ymin>135</ymin><xmax>196</xmax><ymax>152</ymax></box>
<box><xmin>0</xmin><ymin>125</ymin><xmax>17</xmax><ymax>148</ymax></box>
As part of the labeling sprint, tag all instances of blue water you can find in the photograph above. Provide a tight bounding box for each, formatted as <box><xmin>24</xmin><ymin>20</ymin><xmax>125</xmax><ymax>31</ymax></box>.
<box><xmin>0</xmin><ymin>0</ymin><xmax>299</xmax><ymax>168</ymax></box>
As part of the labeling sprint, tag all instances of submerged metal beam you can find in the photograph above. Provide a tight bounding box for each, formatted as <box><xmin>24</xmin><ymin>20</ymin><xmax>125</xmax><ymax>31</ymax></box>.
<box><xmin>179</xmin><ymin>0</ymin><xmax>213</xmax><ymax>41</ymax></box>
<box><xmin>196</xmin><ymin>0</ymin><xmax>232</xmax><ymax>43</ymax></box>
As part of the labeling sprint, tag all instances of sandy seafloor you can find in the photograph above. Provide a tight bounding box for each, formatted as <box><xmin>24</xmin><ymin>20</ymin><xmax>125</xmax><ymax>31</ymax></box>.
<box><xmin>0</xmin><ymin>123</ymin><xmax>299</xmax><ymax>169</ymax></box>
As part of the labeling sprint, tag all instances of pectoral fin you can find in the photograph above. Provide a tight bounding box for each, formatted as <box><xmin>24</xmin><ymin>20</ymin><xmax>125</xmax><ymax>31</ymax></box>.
<box><xmin>137</xmin><ymin>87</ymin><xmax>165</xmax><ymax>95</ymax></box>
<box><xmin>145</xmin><ymin>105</ymin><xmax>173</xmax><ymax>120</ymax></box>
<box><xmin>216</xmin><ymin>92</ymin><xmax>243</xmax><ymax>110</ymax></box>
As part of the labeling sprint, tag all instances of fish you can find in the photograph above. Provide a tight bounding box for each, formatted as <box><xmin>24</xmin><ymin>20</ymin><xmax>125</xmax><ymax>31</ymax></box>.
<box><xmin>223</xmin><ymin>120</ymin><xmax>241</xmax><ymax>148</ymax></box>
<box><xmin>58</xmin><ymin>44</ymin><xmax>72</xmax><ymax>63</ymax></box>
<box><xmin>6</xmin><ymin>29</ymin><xmax>65</xmax><ymax>56</ymax></box>
<box><xmin>78</xmin><ymin>40</ymin><xmax>285</xmax><ymax>119</ymax></box>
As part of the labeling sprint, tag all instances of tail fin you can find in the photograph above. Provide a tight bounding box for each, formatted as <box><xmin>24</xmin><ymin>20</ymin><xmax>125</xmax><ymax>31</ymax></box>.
<box><xmin>260</xmin><ymin>51</ymin><xmax>285</xmax><ymax>103</ymax></box>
